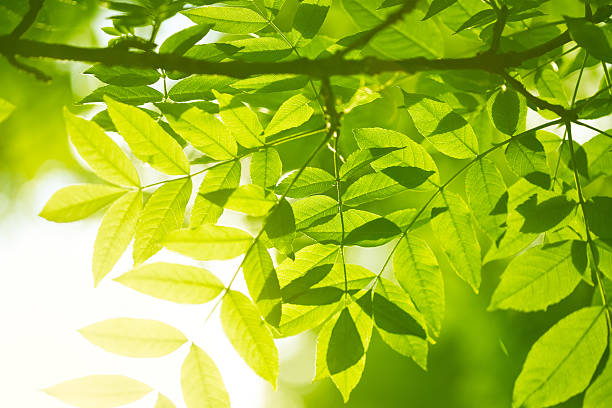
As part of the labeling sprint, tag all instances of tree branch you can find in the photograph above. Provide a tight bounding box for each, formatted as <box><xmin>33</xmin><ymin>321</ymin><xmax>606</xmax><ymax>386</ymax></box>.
<box><xmin>11</xmin><ymin>0</ymin><xmax>45</xmax><ymax>39</ymax></box>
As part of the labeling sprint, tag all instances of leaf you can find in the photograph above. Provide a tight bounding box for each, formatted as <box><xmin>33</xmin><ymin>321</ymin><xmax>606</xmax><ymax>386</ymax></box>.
<box><xmin>465</xmin><ymin>158</ymin><xmax>507</xmax><ymax>241</ymax></box>
<box><xmin>0</xmin><ymin>97</ymin><xmax>15</xmax><ymax>123</ymax></box>
<box><xmin>164</xmin><ymin>224</ymin><xmax>252</xmax><ymax>260</ymax></box>
<box><xmin>342</xmin><ymin>172</ymin><xmax>406</xmax><ymax>207</ymax></box>
<box><xmin>181</xmin><ymin>344</ymin><xmax>230</xmax><ymax>408</ymax></box>
<box><xmin>505</xmin><ymin>131</ymin><xmax>551</xmax><ymax>189</ymax></box>
<box><xmin>243</xmin><ymin>240</ymin><xmax>282</xmax><ymax>326</ymax></box>
<box><xmin>566</xmin><ymin>17</ymin><xmax>612</xmax><ymax>63</ymax></box>
<box><xmin>167</xmin><ymin>107</ymin><xmax>236</xmax><ymax>160</ymax></box>
<box><xmin>264</xmin><ymin>94</ymin><xmax>314</xmax><ymax>137</ymax></box>
<box><xmin>44</xmin><ymin>375</ymin><xmax>152</xmax><ymax>408</ymax></box>
<box><xmin>84</xmin><ymin>64</ymin><xmax>160</xmax><ymax>86</ymax></box>
<box><xmin>423</xmin><ymin>0</ymin><xmax>457</xmax><ymax>20</ymax></box>
<box><xmin>39</xmin><ymin>184</ymin><xmax>126</xmax><ymax>223</ymax></box>
<box><xmin>585</xmin><ymin>197</ymin><xmax>612</xmax><ymax>240</ymax></box>
<box><xmin>159</xmin><ymin>24</ymin><xmax>212</xmax><ymax>55</ymax></box>
<box><xmin>226</xmin><ymin>37</ymin><xmax>292</xmax><ymax>62</ymax></box>
<box><xmin>315</xmin><ymin>299</ymin><xmax>373</xmax><ymax>402</ymax></box>
<box><xmin>535</xmin><ymin>68</ymin><xmax>568</xmax><ymax>106</ymax></box>
<box><xmin>339</xmin><ymin>147</ymin><xmax>395</xmax><ymax>181</ymax></box>
<box><xmin>487</xmin><ymin>88</ymin><xmax>526</xmax><ymax>135</ymax></box>
<box><xmin>214</xmin><ymin>91</ymin><xmax>264</xmax><ymax>148</ymax></box>
<box><xmin>183</xmin><ymin>6</ymin><xmax>268</xmax><ymax>34</ymax></box>
<box><xmin>513</xmin><ymin>307</ymin><xmax>608</xmax><ymax>408</ymax></box>
<box><xmin>344</xmin><ymin>217</ymin><xmax>401</xmax><ymax>246</ymax></box>
<box><xmin>106</xmin><ymin>97</ymin><xmax>190</xmax><ymax>175</ymax></box>
<box><xmin>403</xmin><ymin>92</ymin><xmax>478</xmax><ymax>159</ymax></box>
<box><xmin>583</xmin><ymin>133</ymin><xmax>612</xmax><ymax>179</ymax></box>
<box><xmin>353</xmin><ymin>128</ymin><xmax>439</xmax><ymax>189</ymax></box>
<box><xmin>294</xmin><ymin>0</ymin><xmax>331</xmax><ymax>39</ymax></box>
<box><xmin>251</xmin><ymin>148</ymin><xmax>282</xmax><ymax>189</ymax></box>
<box><xmin>584</xmin><ymin>353</ymin><xmax>612</xmax><ymax>408</ymax></box>
<box><xmin>115</xmin><ymin>262</ymin><xmax>224</xmax><ymax>304</ymax></box>
<box><xmin>154</xmin><ymin>393</ymin><xmax>176</xmax><ymax>408</ymax></box>
<box><xmin>80</xmin><ymin>85</ymin><xmax>163</xmax><ymax>105</ymax></box>
<box><xmin>221</xmin><ymin>290</ymin><xmax>279</xmax><ymax>386</ymax></box>
<box><xmin>381</xmin><ymin>166</ymin><xmax>435</xmax><ymax>188</ymax></box>
<box><xmin>78</xmin><ymin>318</ymin><xmax>187</xmax><ymax>357</ymax></box>
<box><xmin>224</xmin><ymin>184</ymin><xmax>277</xmax><ymax>217</ymax></box>
<box><xmin>168</xmin><ymin>75</ymin><xmax>235</xmax><ymax>101</ymax></box>
<box><xmin>264</xmin><ymin>198</ymin><xmax>296</xmax><ymax>256</ymax></box>
<box><xmin>64</xmin><ymin>108</ymin><xmax>140</xmax><ymax>187</ymax></box>
<box><xmin>455</xmin><ymin>9</ymin><xmax>495</xmax><ymax>33</ymax></box>
<box><xmin>394</xmin><ymin>235</ymin><xmax>444</xmax><ymax>337</ymax></box>
<box><xmin>293</xmin><ymin>195</ymin><xmax>338</xmax><ymax>230</ymax></box>
<box><xmin>275</xmin><ymin>167</ymin><xmax>336</xmax><ymax>198</ymax></box>
<box><xmin>370</xmin><ymin>279</ymin><xmax>429</xmax><ymax>369</ymax></box>
<box><xmin>489</xmin><ymin>240</ymin><xmax>586</xmax><ymax>311</ymax></box>
<box><xmin>93</xmin><ymin>190</ymin><xmax>142</xmax><ymax>286</ymax></box>
<box><xmin>190</xmin><ymin>161</ymin><xmax>241</xmax><ymax>227</ymax></box>
<box><xmin>133</xmin><ymin>178</ymin><xmax>192</xmax><ymax>264</ymax></box>
<box><xmin>430</xmin><ymin>191</ymin><xmax>481</xmax><ymax>292</ymax></box>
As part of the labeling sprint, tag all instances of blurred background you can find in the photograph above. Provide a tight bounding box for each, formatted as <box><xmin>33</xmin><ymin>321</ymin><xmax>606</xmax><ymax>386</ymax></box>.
<box><xmin>0</xmin><ymin>1</ymin><xmax>609</xmax><ymax>407</ymax></box>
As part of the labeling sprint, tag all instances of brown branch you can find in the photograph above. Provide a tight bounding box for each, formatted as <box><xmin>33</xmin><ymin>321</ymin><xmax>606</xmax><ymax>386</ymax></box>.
<box><xmin>501</xmin><ymin>72</ymin><xmax>574</xmax><ymax>119</ymax></box>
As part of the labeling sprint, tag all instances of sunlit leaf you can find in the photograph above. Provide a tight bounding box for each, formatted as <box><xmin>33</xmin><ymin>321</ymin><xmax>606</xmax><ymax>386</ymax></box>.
<box><xmin>250</xmin><ymin>148</ymin><xmax>282</xmax><ymax>189</ymax></box>
<box><xmin>165</xmin><ymin>224</ymin><xmax>252</xmax><ymax>260</ymax></box>
<box><xmin>584</xmin><ymin>353</ymin><xmax>612</xmax><ymax>408</ymax></box>
<box><xmin>183</xmin><ymin>6</ymin><xmax>268</xmax><ymax>34</ymax></box>
<box><xmin>487</xmin><ymin>88</ymin><xmax>526</xmax><ymax>135</ymax></box>
<box><xmin>224</xmin><ymin>184</ymin><xmax>277</xmax><ymax>216</ymax></box>
<box><xmin>181</xmin><ymin>344</ymin><xmax>230</xmax><ymax>408</ymax></box>
<box><xmin>276</xmin><ymin>167</ymin><xmax>336</xmax><ymax>198</ymax></box>
<box><xmin>84</xmin><ymin>65</ymin><xmax>160</xmax><ymax>86</ymax></box>
<box><xmin>214</xmin><ymin>91</ymin><xmax>264</xmax><ymax>148</ymax></box>
<box><xmin>190</xmin><ymin>161</ymin><xmax>241</xmax><ymax>227</ymax></box>
<box><xmin>264</xmin><ymin>94</ymin><xmax>314</xmax><ymax>137</ymax></box>
<box><xmin>79</xmin><ymin>318</ymin><xmax>187</xmax><ymax>357</ymax></box>
<box><xmin>243</xmin><ymin>240</ymin><xmax>282</xmax><ymax>326</ymax></box>
<box><xmin>39</xmin><ymin>184</ymin><xmax>126</xmax><ymax>223</ymax></box>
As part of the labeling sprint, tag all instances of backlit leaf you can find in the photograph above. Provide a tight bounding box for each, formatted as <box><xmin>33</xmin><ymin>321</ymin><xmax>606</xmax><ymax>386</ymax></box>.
<box><xmin>181</xmin><ymin>344</ymin><xmax>230</xmax><ymax>408</ymax></box>
<box><xmin>214</xmin><ymin>91</ymin><xmax>264</xmax><ymax>148</ymax></box>
<box><xmin>165</xmin><ymin>224</ymin><xmax>252</xmax><ymax>260</ymax></box>
<box><xmin>243</xmin><ymin>240</ymin><xmax>282</xmax><ymax>326</ymax></box>
<box><xmin>264</xmin><ymin>94</ymin><xmax>314</xmax><ymax>137</ymax></box>
<box><xmin>224</xmin><ymin>184</ymin><xmax>277</xmax><ymax>217</ymax></box>
<box><xmin>276</xmin><ymin>167</ymin><xmax>336</xmax><ymax>198</ymax></box>
<box><xmin>40</xmin><ymin>184</ymin><xmax>126</xmax><ymax>223</ymax></box>
<box><xmin>251</xmin><ymin>148</ymin><xmax>282</xmax><ymax>189</ymax></box>
<box><xmin>183</xmin><ymin>6</ymin><xmax>268</xmax><ymax>34</ymax></box>
<box><xmin>84</xmin><ymin>64</ymin><xmax>160</xmax><ymax>86</ymax></box>
<box><xmin>487</xmin><ymin>88</ymin><xmax>526</xmax><ymax>135</ymax></box>
<box><xmin>190</xmin><ymin>161</ymin><xmax>241</xmax><ymax>227</ymax></box>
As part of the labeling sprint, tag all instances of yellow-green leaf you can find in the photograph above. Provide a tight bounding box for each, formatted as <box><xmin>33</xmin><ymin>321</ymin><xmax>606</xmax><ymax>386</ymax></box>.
<box><xmin>133</xmin><ymin>178</ymin><xmax>192</xmax><ymax>264</ymax></box>
<box><xmin>224</xmin><ymin>184</ymin><xmax>277</xmax><ymax>216</ymax></box>
<box><xmin>40</xmin><ymin>184</ymin><xmax>126</xmax><ymax>223</ymax></box>
<box><xmin>0</xmin><ymin>97</ymin><xmax>15</xmax><ymax>123</ymax></box>
<box><xmin>106</xmin><ymin>96</ymin><xmax>190</xmax><ymax>175</ymax></box>
<box><xmin>190</xmin><ymin>161</ymin><xmax>241</xmax><ymax>227</ymax></box>
<box><xmin>64</xmin><ymin>109</ymin><xmax>140</xmax><ymax>187</ymax></box>
<box><xmin>44</xmin><ymin>375</ymin><xmax>152</xmax><ymax>408</ymax></box>
<box><xmin>168</xmin><ymin>107</ymin><xmax>236</xmax><ymax>160</ymax></box>
<box><xmin>78</xmin><ymin>318</ymin><xmax>187</xmax><ymax>357</ymax></box>
<box><xmin>183</xmin><ymin>6</ymin><xmax>268</xmax><ymax>34</ymax></box>
<box><xmin>214</xmin><ymin>91</ymin><xmax>264</xmax><ymax>148</ymax></box>
<box><xmin>165</xmin><ymin>224</ymin><xmax>252</xmax><ymax>260</ymax></box>
<box><xmin>154</xmin><ymin>393</ymin><xmax>176</xmax><ymax>408</ymax></box>
<box><xmin>221</xmin><ymin>290</ymin><xmax>279</xmax><ymax>386</ymax></box>
<box><xmin>181</xmin><ymin>344</ymin><xmax>230</xmax><ymax>408</ymax></box>
<box><xmin>115</xmin><ymin>262</ymin><xmax>224</xmax><ymax>304</ymax></box>
<box><xmin>264</xmin><ymin>94</ymin><xmax>314</xmax><ymax>137</ymax></box>
<box><xmin>243</xmin><ymin>240</ymin><xmax>282</xmax><ymax>326</ymax></box>
<box><xmin>93</xmin><ymin>190</ymin><xmax>142</xmax><ymax>286</ymax></box>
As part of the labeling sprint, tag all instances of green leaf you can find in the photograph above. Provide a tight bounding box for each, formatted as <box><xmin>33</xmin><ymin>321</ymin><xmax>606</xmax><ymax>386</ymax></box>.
<box><xmin>293</xmin><ymin>195</ymin><xmax>338</xmax><ymax>230</ymax></box>
<box><xmin>168</xmin><ymin>107</ymin><xmax>237</xmax><ymax>160</ymax></box>
<box><xmin>154</xmin><ymin>394</ymin><xmax>176</xmax><ymax>408</ymax></box>
<box><xmin>353</xmin><ymin>128</ymin><xmax>439</xmax><ymax>190</ymax></box>
<box><xmin>168</xmin><ymin>75</ymin><xmax>235</xmax><ymax>102</ymax></box>
<box><xmin>190</xmin><ymin>161</ymin><xmax>241</xmax><ymax>227</ymax></box>
<box><xmin>465</xmin><ymin>158</ymin><xmax>507</xmax><ymax>241</ymax></box>
<box><xmin>505</xmin><ymin>131</ymin><xmax>551</xmax><ymax>189</ymax></box>
<box><xmin>423</xmin><ymin>0</ymin><xmax>457</xmax><ymax>20</ymax></box>
<box><xmin>164</xmin><ymin>224</ymin><xmax>252</xmax><ymax>260</ymax></box>
<box><xmin>106</xmin><ymin>97</ymin><xmax>190</xmax><ymax>175</ymax></box>
<box><xmin>513</xmin><ymin>307</ymin><xmax>608</xmax><ymax>408</ymax></box>
<box><xmin>39</xmin><ymin>184</ymin><xmax>126</xmax><ymax>223</ymax></box>
<box><xmin>78</xmin><ymin>318</ymin><xmax>187</xmax><ymax>357</ymax></box>
<box><xmin>0</xmin><ymin>97</ymin><xmax>15</xmax><ymax>123</ymax></box>
<box><xmin>585</xmin><ymin>197</ymin><xmax>612</xmax><ymax>239</ymax></box>
<box><xmin>275</xmin><ymin>167</ymin><xmax>335</xmax><ymax>198</ymax></box>
<box><xmin>342</xmin><ymin>172</ymin><xmax>406</xmax><ymax>207</ymax></box>
<box><xmin>251</xmin><ymin>148</ymin><xmax>282</xmax><ymax>189</ymax></box>
<box><xmin>403</xmin><ymin>92</ymin><xmax>478</xmax><ymax>159</ymax></box>
<box><xmin>133</xmin><ymin>178</ymin><xmax>192</xmax><ymax>264</ymax></box>
<box><xmin>44</xmin><ymin>375</ymin><xmax>152</xmax><ymax>408</ymax></box>
<box><xmin>584</xmin><ymin>353</ymin><xmax>612</xmax><ymax>408</ymax></box>
<box><xmin>115</xmin><ymin>262</ymin><xmax>224</xmax><ymax>304</ymax></box>
<box><xmin>64</xmin><ymin>108</ymin><xmax>140</xmax><ymax>187</ymax></box>
<box><xmin>226</xmin><ymin>37</ymin><xmax>292</xmax><ymax>62</ymax></box>
<box><xmin>394</xmin><ymin>235</ymin><xmax>444</xmax><ymax>337</ymax></box>
<box><xmin>339</xmin><ymin>147</ymin><xmax>396</xmax><ymax>181</ymax></box>
<box><xmin>181</xmin><ymin>344</ymin><xmax>230</xmax><ymax>408</ymax></box>
<box><xmin>293</xmin><ymin>0</ymin><xmax>331</xmax><ymax>39</ymax></box>
<box><xmin>431</xmin><ymin>191</ymin><xmax>481</xmax><ymax>292</ymax></box>
<box><xmin>264</xmin><ymin>197</ymin><xmax>296</xmax><ymax>255</ymax></box>
<box><xmin>370</xmin><ymin>279</ymin><xmax>429</xmax><ymax>369</ymax></box>
<box><xmin>315</xmin><ymin>299</ymin><xmax>373</xmax><ymax>402</ymax></box>
<box><xmin>221</xmin><ymin>290</ymin><xmax>279</xmax><ymax>386</ymax></box>
<box><xmin>183</xmin><ymin>6</ymin><xmax>268</xmax><ymax>34</ymax></box>
<box><xmin>535</xmin><ymin>68</ymin><xmax>568</xmax><ymax>106</ymax></box>
<box><xmin>381</xmin><ymin>166</ymin><xmax>435</xmax><ymax>188</ymax></box>
<box><xmin>487</xmin><ymin>88</ymin><xmax>526</xmax><ymax>135</ymax></box>
<box><xmin>567</xmin><ymin>17</ymin><xmax>612</xmax><ymax>63</ymax></box>
<box><xmin>84</xmin><ymin>64</ymin><xmax>160</xmax><ymax>86</ymax></box>
<box><xmin>243</xmin><ymin>240</ymin><xmax>282</xmax><ymax>326</ymax></box>
<box><xmin>214</xmin><ymin>91</ymin><xmax>264</xmax><ymax>148</ymax></box>
<box><xmin>93</xmin><ymin>190</ymin><xmax>142</xmax><ymax>286</ymax></box>
<box><xmin>264</xmin><ymin>94</ymin><xmax>314</xmax><ymax>137</ymax></box>
<box><xmin>80</xmin><ymin>85</ymin><xmax>163</xmax><ymax>105</ymax></box>
<box><xmin>224</xmin><ymin>184</ymin><xmax>277</xmax><ymax>217</ymax></box>
<box><xmin>159</xmin><ymin>24</ymin><xmax>212</xmax><ymax>55</ymax></box>
<box><xmin>583</xmin><ymin>133</ymin><xmax>612</xmax><ymax>179</ymax></box>
<box><xmin>344</xmin><ymin>217</ymin><xmax>401</xmax><ymax>246</ymax></box>
<box><xmin>304</xmin><ymin>209</ymin><xmax>384</xmax><ymax>246</ymax></box>
<box><xmin>489</xmin><ymin>240</ymin><xmax>586</xmax><ymax>311</ymax></box>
